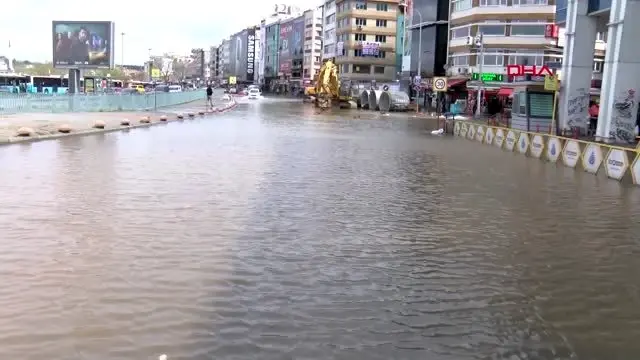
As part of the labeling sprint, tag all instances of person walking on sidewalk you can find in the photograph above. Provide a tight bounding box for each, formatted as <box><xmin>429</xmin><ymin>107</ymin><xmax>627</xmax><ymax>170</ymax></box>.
<box><xmin>206</xmin><ymin>85</ymin><xmax>214</xmax><ymax>109</ymax></box>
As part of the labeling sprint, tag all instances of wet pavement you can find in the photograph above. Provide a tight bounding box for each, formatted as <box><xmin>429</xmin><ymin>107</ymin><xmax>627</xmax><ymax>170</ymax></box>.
<box><xmin>1</xmin><ymin>97</ymin><xmax>640</xmax><ymax>360</ymax></box>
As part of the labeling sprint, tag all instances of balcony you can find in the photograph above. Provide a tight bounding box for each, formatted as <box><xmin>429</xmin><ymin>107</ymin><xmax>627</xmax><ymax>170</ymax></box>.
<box><xmin>336</xmin><ymin>9</ymin><xmax>398</xmax><ymax>21</ymax></box>
<box><xmin>343</xmin><ymin>40</ymin><xmax>396</xmax><ymax>51</ymax></box>
<box><xmin>588</xmin><ymin>0</ymin><xmax>611</xmax><ymax>13</ymax></box>
<box><xmin>451</xmin><ymin>5</ymin><xmax>555</xmax><ymax>22</ymax></box>
<box><xmin>336</xmin><ymin>25</ymin><xmax>397</xmax><ymax>36</ymax></box>
<box><xmin>334</xmin><ymin>55</ymin><xmax>396</xmax><ymax>66</ymax></box>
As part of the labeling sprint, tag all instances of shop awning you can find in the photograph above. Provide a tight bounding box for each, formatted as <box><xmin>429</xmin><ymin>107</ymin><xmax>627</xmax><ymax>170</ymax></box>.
<box><xmin>448</xmin><ymin>78</ymin><xmax>468</xmax><ymax>88</ymax></box>
<box><xmin>497</xmin><ymin>87</ymin><xmax>514</xmax><ymax>97</ymax></box>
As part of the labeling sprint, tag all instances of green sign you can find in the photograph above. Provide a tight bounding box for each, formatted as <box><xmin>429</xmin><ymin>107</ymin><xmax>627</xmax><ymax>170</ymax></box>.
<box><xmin>472</xmin><ymin>73</ymin><xmax>504</xmax><ymax>82</ymax></box>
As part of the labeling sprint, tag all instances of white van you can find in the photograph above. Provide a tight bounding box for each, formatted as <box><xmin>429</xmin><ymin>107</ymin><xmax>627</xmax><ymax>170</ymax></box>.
<box><xmin>168</xmin><ymin>85</ymin><xmax>182</xmax><ymax>93</ymax></box>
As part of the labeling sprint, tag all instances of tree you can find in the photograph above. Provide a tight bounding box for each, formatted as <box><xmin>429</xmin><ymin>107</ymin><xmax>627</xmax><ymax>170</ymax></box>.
<box><xmin>172</xmin><ymin>59</ymin><xmax>187</xmax><ymax>82</ymax></box>
<box><xmin>152</xmin><ymin>57</ymin><xmax>171</xmax><ymax>83</ymax></box>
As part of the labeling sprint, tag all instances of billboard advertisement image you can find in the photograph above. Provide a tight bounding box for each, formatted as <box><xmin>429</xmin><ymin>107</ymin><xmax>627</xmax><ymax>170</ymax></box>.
<box><xmin>246</xmin><ymin>28</ymin><xmax>256</xmax><ymax>82</ymax></box>
<box><xmin>279</xmin><ymin>21</ymin><xmax>293</xmax><ymax>74</ymax></box>
<box><xmin>52</xmin><ymin>21</ymin><xmax>114</xmax><ymax>68</ymax></box>
<box><xmin>291</xmin><ymin>17</ymin><xmax>304</xmax><ymax>59</ymax></box>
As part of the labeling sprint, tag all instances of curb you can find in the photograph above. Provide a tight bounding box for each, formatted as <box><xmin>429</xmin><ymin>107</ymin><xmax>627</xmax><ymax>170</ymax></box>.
<box><xmin>0</xmin><ymin>100</ymin><xmax>238</xmax><ymax>147</ymax></box>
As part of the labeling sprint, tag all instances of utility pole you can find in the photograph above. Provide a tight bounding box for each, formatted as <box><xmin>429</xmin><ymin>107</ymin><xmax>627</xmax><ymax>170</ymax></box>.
<box><xmin>474</xmin><ymin>32</ymin><xmax>484</xmax><ymax>117</ymax></box>
<box><xmin>121</xmin><ymin>32</ymin><xmax>125</xmax><ymax>67</ymax></box>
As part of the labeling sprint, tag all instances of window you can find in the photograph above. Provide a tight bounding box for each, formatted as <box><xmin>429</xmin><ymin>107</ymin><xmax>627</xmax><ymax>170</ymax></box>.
<box><xmin>508</xmin><ymin>51</ymin><xmax>544</xmax><ymax>66</ymax></box>
<box><xmin>354</xmin><ymin>49</ymin><xmax>364</xmax><ymax>56</ymax></box>
<box><xmin>482</xmin><ymin>52</ymin><xmax>504</xmax><ymax>66</ymax></box>
<box><xmin>353</xmin><ymin>64</ymin><xmax>371</xmax><ymax>74</ymax></box>
<box><xmin>325</xmin><ymin>14</ymin><xmax>335</xmax><ymax>24</ymax></box>
<box><xmin>593</xmin><ymin>60</ymin><xmax>604</xmax><ymax>72</ymax></box>
<box><xmin>452</xmin><ymin>0</ymin><xmax>472</xmax><ymax>11</ymax></box>
<box><xmin>451</xmin><ymin>27</ymin><xmax>470</xmax><ymax>39</ymax></box>
<box><xmin>510</xmin><ymin>21</ymin><xmax>546</xmax><ymax>36</ymax></box>
<box><xmin>374</xmin><ymin>66</ymin><xmax>385</xmax><ymax>74</ymax></box>
<box><xmin>376</xmin><ymin>3</ymin><xmax>388</xmax><ymax>11</ymax></box>
<box><xmin>478</xmin><ymin>23</ymin><xmax>506</xmax><ymax>36</ymax></box>
<box><xmin>325</xmin><ymin>29</ymin><xmax>335</xmax><ymax>40</ymax></box>
<box><xmin>480</xmin><ymin>0</ymin><xmax>507</xmax><ymax>5</ymax></box>
<box><xmin>375</xmin><ymin>35</ymin><xmax>387</xmax><ymax>42</ymax></box>
<box><xmin>450</xmin><ymin>55</ymin><xmax>469</xmax><ymax>66</ymax></box>
<box><xmin>341</xmin><ymin>64</ymin><xmax>349</xmax><ymax>73</ymax></box>
<box><xmin>355</xmin><ymin>18</ymin><xmax>367</xmax><ymax>26</ymax></box>
<box><xmin>376</xmin><ymin>19</ymin><xmax>387</xmax><ymax>27</ymax></box>
<box><xmin>355</xmin><ymin>1</ymin><xmax>367</xmax><ymax>9</ymax></box>
<box><xmin>375</xmin><ymin>50</ymin><xmax>386</xmax><ymax>58</ymax></box>
<box><xmin>512</xmin><ymin>0</ymin><xmax>548</xmax><ymax>4</ymax></box>
<box><xmin>355</xmin><ymin>33</ymin><xmax>366</xmax><ymax>41</ymax></box>
<box><xmin>596</xmin><ymin>31</ymin><xmax>607</xmax><ymax>41</ymax></box>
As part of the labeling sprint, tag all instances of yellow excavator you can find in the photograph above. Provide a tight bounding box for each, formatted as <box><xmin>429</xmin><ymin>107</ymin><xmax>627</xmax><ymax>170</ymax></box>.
<box><xmin>305</xmin><ymin>59</ymin><xmax>353</xmax><ymax>109</ymax></box>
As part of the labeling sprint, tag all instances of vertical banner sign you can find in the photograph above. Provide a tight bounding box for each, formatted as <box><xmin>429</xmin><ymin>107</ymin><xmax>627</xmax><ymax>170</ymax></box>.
<box><xmin>401</xmin><ymin>0</ymin><xmax>413</xmax><ymax>72</ymax></box>
<box><xmin>246</xmin><ymin>28</ymin><xmax>256</xmax><ymax>82</ymax></box>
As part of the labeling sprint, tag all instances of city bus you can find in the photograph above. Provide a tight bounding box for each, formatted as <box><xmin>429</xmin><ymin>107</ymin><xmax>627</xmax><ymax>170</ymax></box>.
<box><xmin>0</xmin><ymin>73</ymin><xmax>29</xmax><ymax>93</ymax></box>
<box><xmin>26</xmin><ymin>75</ymin><xmax>66</xmax><ymax>94</ymax></box>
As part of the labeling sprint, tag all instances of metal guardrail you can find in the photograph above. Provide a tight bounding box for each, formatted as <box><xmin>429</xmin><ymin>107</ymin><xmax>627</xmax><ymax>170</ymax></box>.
<box><xmin>0</xmin><ymin>90</ymin><xmax>206</xmax><ymax>114</ymax></box>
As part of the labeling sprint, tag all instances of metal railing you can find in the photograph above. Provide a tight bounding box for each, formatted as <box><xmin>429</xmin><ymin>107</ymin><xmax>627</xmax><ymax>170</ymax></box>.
<box><xmin>0</xmin><ymin>90</ymin><xmax>206</xmax><ymax>114</ymax></box>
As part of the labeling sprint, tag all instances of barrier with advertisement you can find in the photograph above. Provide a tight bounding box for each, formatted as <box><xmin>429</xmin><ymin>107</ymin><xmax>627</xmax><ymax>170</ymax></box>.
<box><xmin>451</xmin><ymin>119</ymin><xmax>640</xmax><ymax>187</ymax></box>
<box><xmin>52</xmin><ymin>21</ymin><xmax>115</xmax><ymax>68</ymax></box>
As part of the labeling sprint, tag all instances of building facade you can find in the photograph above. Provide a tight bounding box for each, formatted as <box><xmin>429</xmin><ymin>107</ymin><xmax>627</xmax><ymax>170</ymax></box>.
<box><xmin>556</xmin><ymin>0</ymin><xmax>639</xmax><ymax>143</ymax></box>
<box><xmin>228</xmin><ymin>27</ymin><xmax>259</xmax><ymax>83</ymax></box>
<box><xmin>447</xmin><ymin>0</ymin><xmax>557</xmax><ymax>89</ymax></box>
<box><xmin>406</xmin><ymin>0</ymin><xmax>449</xmax><ymax>78</ymax></box>
<box><xmin>279</xmin><ymin>15</ymin><xmax>306</xmax><ymax>82</ymax></box>
<box><xmin>303</xmin><ymin>7</ymin><xmax>324</xmax><ymax>81</ymax></box>
<box><xmin>217</xmin><ymin>39</ymin><xmax>230</xmax><ymax>82</ymax></box>
<box><xmin>322</xmin><ymin>0</ymin><xmax>337</xmax><ymax>60</ymax></box>
<box><xmin>334</xmin><ymin>0</ymin><xmax>400</xmax><ymax>82</ymax></box>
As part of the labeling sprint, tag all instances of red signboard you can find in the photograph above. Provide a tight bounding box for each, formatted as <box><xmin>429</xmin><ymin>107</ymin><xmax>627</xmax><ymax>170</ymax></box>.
<box><xmin>545</xmin><ymin>24</ymin><xmax>559</xmax><ymax>39</ymax></box>
<box><xmin>507</xmin><ymin>65</ymin><xmax>553</xmax><ymax>77</ymax></box>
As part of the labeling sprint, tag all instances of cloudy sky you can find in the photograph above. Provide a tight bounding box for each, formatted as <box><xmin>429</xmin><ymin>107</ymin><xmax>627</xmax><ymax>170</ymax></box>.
<box><xmin>1</xmin><ymin>0</ymin><xmax>320</xmax><ymax>64</ymax></box>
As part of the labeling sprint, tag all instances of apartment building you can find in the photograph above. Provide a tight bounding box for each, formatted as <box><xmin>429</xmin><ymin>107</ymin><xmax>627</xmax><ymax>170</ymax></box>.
<box><xmin>335</xmin><ymin>0</ymin><xmax>400</xmax><ymax>82</ymax></box>
<box><xmin>303</xmin><ymin>7</ymin><xmax>324</xmax><ymax>81</ymax></box>
<box><xmin>322</xmin><ymin>0</ymin><xmax>337</xmax><ymax>60</ymax></box>
<box><xmin>259</xmin><ymin>7</ymin><xmax>304</xmax><ymax>86</ymax></box>
<box><xmin>447</xmin><ymin>0</ymin><xmax>557</xmax><ymax>88</ymax></box>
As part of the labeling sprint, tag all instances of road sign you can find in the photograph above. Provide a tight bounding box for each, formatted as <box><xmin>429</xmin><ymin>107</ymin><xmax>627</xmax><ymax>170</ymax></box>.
<box><xmin>544</xmin><ymin>75</ymin><xmax>558</xmax><ymax>91</ymax></box>
<box><xmin>432</xmin><ymin>77</ymin><xmax>448</xmax><ymax>92</ymax></box>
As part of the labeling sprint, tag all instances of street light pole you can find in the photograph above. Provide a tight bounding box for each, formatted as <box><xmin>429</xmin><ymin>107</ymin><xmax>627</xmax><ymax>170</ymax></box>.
<box><xmin>415</xmin><ymin>10</ymin><xmax>423</xmax><ymax>80</ymax></box>
<box><xmin>121</xmin><ymin>32</ymin><xmax>125</xmax><ymax>67</ymax></box>
<box><xmin>475</xmin><ymin>33</ymin><xmax>484</xmax><ymax>117</ymax></box>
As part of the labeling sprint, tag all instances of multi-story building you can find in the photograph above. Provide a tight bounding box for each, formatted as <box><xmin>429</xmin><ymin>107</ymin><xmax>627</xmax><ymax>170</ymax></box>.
<box><xmin>279</xmin><ymin>14</ymin><xmax>306</xmax><ymax>83</ymax></box>
<box><xmin>555</xmin><ymin>0</ymin><xmax>638</xmax><ymax>143</ymax></box>
<box><xmin>218</xmin><ymin>39</ymin><xmax>230</xmax><ymax>82</ymax></box>
<box><xmin>322</xmin><ymin>0</ymin><xmax>337</xmax><ymax>60</ymax></box>
<box><xmin>259</xmin><ymin>6</ymin><xmax>304</xmax><ymax>87</ymax></box>
<box><xmin>334</xmin><ymin>0</ymin><xmax>400</xmax><ymax>82</ymax></box>
<box><xmin>447</xmin><ymin>0</ymin><xmax>557</xmax><ymax>90</ymax></box>
<box><xmin>209</xmin><ymin>46</ymin><xmax>219</xmax><ymax>81</ymax></box>
<box><xmin>404</xmin><ymin>0</ymin><xmax>449</xmax><ymax>78</ymax></box>
<box><xmin>303</xmin><ymin>7</ymin><xmax>324</xmax><ymax>81</ymax></box>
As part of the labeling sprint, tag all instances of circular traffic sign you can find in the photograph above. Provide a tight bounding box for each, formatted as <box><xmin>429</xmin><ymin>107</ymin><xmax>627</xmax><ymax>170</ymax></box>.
<box><xmin>433</xmin><ymin>78</ymin><xmax>446</xmax><ymax>91</ymax></box>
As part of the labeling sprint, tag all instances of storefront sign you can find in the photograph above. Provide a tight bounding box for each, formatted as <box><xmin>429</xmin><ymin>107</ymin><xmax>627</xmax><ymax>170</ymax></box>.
<box><xmin>507</xmin><ymin>65</ymin><xmax>553</xmax><ymax>77</ymax></box>
<box><xmin>581</xmin><ymin>143</ymin><xmax>603</xmax><ymax>174</ymax></box>
<box><xmin>604</xmin><ymin>148</ymin><xmax>629</xmax><ymax>180</ymax></box>
<box><xmin>246</xmin><ymin>29</ymin><xmax>256</xmax><ymax>82</ymax></box>
<box><xmin>530</xmin><ymin>134</ymin><xmax>544</xmax><ymax>158</ymax></box>
<box><xmin>562</xmin><ymin>140</ymin><xmax>581</xmax><ymax>168</ymax></box>
<box><xmin>472</xmin><ymin>73</ymin><xmax>504</xmax><ymax>82</ymax></box>
<box><xmin>545</xmin><ymin>24</ymin><xmax>559</xmax><ymax>39</ymax></box>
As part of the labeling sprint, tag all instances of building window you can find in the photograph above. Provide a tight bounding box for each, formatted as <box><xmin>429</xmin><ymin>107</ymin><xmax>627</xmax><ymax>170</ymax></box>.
<box><xmin>374</xmin><ymin>66</ymin><xmax>385</xmax><ymax>74</ymax></box>
<box><xmin>480</xmin><ymin>0</ymin><xmax>507</xmax><ymax>5</ymax></box>
<box><xmin>355</xmin><ymin>1</ymin><xmax>367</xmax><ymax>9</ymax></box>
<box><xmin>478</xmin><ymin>23</ymin><xmax>506</xmax><ymax>36</ymax></box>
<box><xmin>353</xmin><ymin>64</ymin><xmax>371</xmax><ymax>74</ymax></box>
<box><xmin>376</xmin><ymin>3</ymin><xmax>388</xmax><ymax>11</ymax></box>
<box><xmin>510</xmin><ymin>21</ymin><xmax>546</xmax><ymax>36</ymax></box>
<box><xmin>325</xmin><ymin>29</ymin><xmax>335</xmax><ymax>40</ymax></box>
<box><xmin>354</xmin><ymin>49</ymin><xmax>364</xmax><ymax>56</ymax></box>
<box><xmin>376</xmin><ymin>19</ymin><xmax>388</xmax><ymax>27</ymax></box>
<box><xmin>482</xmin><ymin>52</ymin><xmax>504</xmax><ymax>66</ymax></box>
<box><xmin>342</xmin><ymin>64</ymin><xmax>349</xmax><ymax>73</ymax></box>
<box><xmin>452</xmin><ymin>0</ymin><xmax>473</xmax><ymax>11</ymax></box>
<box><xmin>508</xmin><ymin>51</ymin><xmax>544</xmax><ymax>66</ymax></box>
<box><xmin>512</xmin><ymin>0</ymin><xmax>548</xmax><ymax>4</ymax></box>
<box><xmin>450</xmin><ymin>55</ymin><xmax>469</xmax><ymax>66</ymax></box>
<box><xmin>325</xmin><ymin>14</ymin><xmax>335</xmax><ymax>24</ymax></box>
<box><xmin>375</xmin><ymin>50</ymin><xmax>386</xmax><ymax>58</ymax></box>
<box><xmin>375</xmin><ymin>35</ymin><xmax>387</xmax><ymax>42</ymax></box>
<box><xmin>593</xmin><ymin>60</ymin><xmax>603</xmax><ymax>72</ymax></box>
<box><xmin>450</xmin><ymin>27</ymin><xmax>470</xmax><ymax>39</ymax></box>
<box><xmin>355</xmin><ymin>33</ymin><xmax>366</xmax><ymax>41</ymax></box>
<box><xmin>355</xmin><ymin>18</ymin><xmax>367</xmax><ymax>26</ymax></box>
<box><xmin>596</xmin><ymin>31</ymin><xmax>607</xmax><ymax>41</ymax></box>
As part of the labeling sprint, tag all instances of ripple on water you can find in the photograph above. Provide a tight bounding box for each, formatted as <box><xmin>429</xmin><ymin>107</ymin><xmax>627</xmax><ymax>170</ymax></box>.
<box><xmin>0</xmin><ymin>102</ymin><xmax>640</xmax><ymax>359</ymax></box>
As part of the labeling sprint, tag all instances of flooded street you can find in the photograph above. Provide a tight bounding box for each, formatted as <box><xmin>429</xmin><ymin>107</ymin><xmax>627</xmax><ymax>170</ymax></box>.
<box><xmin>1</xmin><ymin>98</ymin><xmax>640</xmax><ymax>360</ymax></box>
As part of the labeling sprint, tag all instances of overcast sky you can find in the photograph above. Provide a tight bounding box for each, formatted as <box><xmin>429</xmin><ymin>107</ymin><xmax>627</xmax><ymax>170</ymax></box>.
<box><xmin>0</xmin><ymin>0</ymin><xmax>321</xmax><ymax>64</ymax></box>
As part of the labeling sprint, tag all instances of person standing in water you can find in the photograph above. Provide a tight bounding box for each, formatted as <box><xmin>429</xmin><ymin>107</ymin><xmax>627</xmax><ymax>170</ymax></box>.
<box><xmin>206</xmin><ymin>84</ymin><xmax>213</xmax><ymax>109</ymax></box>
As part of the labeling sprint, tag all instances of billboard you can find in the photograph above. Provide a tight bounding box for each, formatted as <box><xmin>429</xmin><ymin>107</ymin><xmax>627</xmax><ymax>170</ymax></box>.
<box><xmin>278</xmin><ymin>21</ymin><xmax>293</xmax><ymax>74</ymax></box>
<box><xmin>52</xmin><ymin>21</ymin><xmax>115</xmax><ymax>68</ymax></box>
<box><xmin>246</xmin><ymin>28</ymin><xmax>256</xmax><ymax>82</ymax></box>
